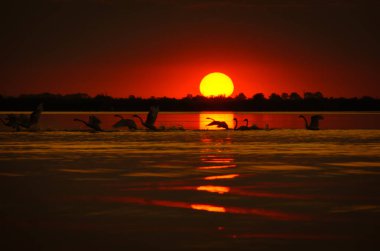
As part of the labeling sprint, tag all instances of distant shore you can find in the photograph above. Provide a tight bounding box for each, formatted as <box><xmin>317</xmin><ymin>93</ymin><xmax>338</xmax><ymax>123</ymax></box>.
<box><xmin>1</xmin><ymin>92</ymin><xmax>379</xmax><ymax>111</ymax></box>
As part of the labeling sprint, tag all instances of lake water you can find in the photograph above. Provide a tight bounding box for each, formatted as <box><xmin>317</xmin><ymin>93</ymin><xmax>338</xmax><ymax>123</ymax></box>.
<box><xmin>2</xmin><ymin>111</ymin><xmax>380</xmax><ymax>130</ymax></box>
<box><xmin>1</xmin><ymin>112</ymin><xmax>380</xmax><ymax>250</ymax></box>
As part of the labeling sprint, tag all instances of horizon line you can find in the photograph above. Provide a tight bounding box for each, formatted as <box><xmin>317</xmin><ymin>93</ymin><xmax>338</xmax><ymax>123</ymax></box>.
<box><xmin>1</xmin><ymin>92</ymin><xmax>379</xmax><ymax>100</ymax></box>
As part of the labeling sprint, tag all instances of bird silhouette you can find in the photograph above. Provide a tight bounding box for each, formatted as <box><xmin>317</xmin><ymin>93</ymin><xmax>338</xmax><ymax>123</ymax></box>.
<box><xmin>27</xmin><ymin>103</ymin><xmax>43</xmax><ymax>128</ymax></box>
<box><xmin>113</xmin><ymin>115</ymin><xmax>137</xmax><ymax>130</ymax></box>
<box><xmin>1</xmin><ymin>104</ymin><xmax>43</xmax><ymax>131</ymax></box>
<box><xmin>233</xmin><ymin>118</ymin><xmax>249</xmax><ymax>130</ymax></box>
<box><xmin>245</xmin><ymin>119</ymin><xmax>262</xmax><ymax>130</ymax></box>
<box><xmin>133</xmin><ymin>106</ymin><xmax>159</xmax><ymax>130</ymax></box>
<box><xmin>299</xmin><ymin>115</ymin><xmax>324</xmax><ymax>130</ymax></box>
<box><xmin>206</xmin><ymin>117</ymin><xmax>229</xmax><ymax>130</ymax></box>
<box><xmin>0</xmin><ymin>114</ymin><xmax>22</xmax><ymax>131</ymax></box>
<box><xmin>74</xmin><ymin>115</ymin><xmax>103</xmax><ymax>131</ymax></box>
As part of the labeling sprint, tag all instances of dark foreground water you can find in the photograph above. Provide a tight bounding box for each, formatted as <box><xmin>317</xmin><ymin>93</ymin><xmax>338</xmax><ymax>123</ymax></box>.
<box><xmin>1</xmin><ymin>129</ymin><xmax>380</xmax><ymax>251</ymax></box>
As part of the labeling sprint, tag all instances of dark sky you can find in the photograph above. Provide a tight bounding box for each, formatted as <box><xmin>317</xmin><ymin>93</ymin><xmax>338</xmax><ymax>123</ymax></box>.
<box><xmin>1</xmin><ymin>0</ymin><xmax>379</xmax><ymax>98</ymax></box>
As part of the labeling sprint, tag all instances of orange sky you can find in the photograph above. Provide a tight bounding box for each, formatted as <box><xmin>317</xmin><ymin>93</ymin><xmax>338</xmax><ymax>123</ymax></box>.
<box><xmin>1</xmin><ymin>1</ymin><xmax>379</xmax><ymax>98</ymax></box>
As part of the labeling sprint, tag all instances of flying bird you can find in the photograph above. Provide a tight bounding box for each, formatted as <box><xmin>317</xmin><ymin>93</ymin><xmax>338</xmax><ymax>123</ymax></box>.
<box><xmin>113</xmin><ymin>114</ymin><xmax>137</xmax><ymax>130</ymax></box>
<box><xmin>0</xmin><ymin>104</ymin><xmax>43</xmax><ymax>131</ymax></box>
<box><xmin>26</xmin><ymin>103</ymin><xmax>43</xmax><ymax>128</ymax></box>
<box><xmin>206</xmin><ymin>117</ymin><xmax>229</xmax><ymax>130</ymax></box>
<box><xmin>299</xmin><ymin>115</ymin><xmax>324</xmax><ymax>130</ymax></box>
<box><xmin>74</xmin><ymin>115</ymin><xmax>103</xmax><ymax>131</ymax></box>
<box><xmin>133</xmin><ymin>106</ymin><xmax>159</xmax><ymax>130</ymax></box>
<box><xmin>0</xmin><ymin>114</ymin><xmax>22</xmax><ymax>131</ymax></box>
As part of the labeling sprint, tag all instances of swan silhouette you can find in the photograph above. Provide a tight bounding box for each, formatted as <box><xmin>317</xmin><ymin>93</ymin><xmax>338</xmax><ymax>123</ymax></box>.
<box><xmin>0</xmin><ymin>114</ymin><xmax>22</xmax><ymax>131</ymax></box>
<box><xmin>74</xmin><ymin>115</ymin><xmax>103</xmax><ymax>131</ymax></box>
<box><xmin>233</xmin><ymin>118</ymin><xmax>249</xmax><ymax>130</ymax></box>
<box><xmin>113</xmin><ymin>115</ymin><xmax>137</xmax><ymax>130</ymax></box>
<box><xmin>1</xmin><ymin>104</ymin><xmax>43</xmax><ymax>131</ymax></box>
<box><xmin>245</xmin><ymin>119</ymin><xmax>262</xmax><ymax>130</ymax></box>
<box><xmin>299</xmin><ymin>115</ymin><xmax>324</xmax><ymax>130</ymax></box>
<box><xmin>206</xmin><ymin>117</ymin><xmax>229</xmax><ymax>130</ymax></box>
<box><xmin>133</xmin><ymin>106</ymin><xmax>159</xmax><ymax>130</ymax></box>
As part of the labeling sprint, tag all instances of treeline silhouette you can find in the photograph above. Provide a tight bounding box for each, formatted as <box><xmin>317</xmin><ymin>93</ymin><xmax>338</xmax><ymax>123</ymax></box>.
<box><xmin>0</xmin><ymin>92</ymin><xmax>379</xmax><ymax>111</ymax></box>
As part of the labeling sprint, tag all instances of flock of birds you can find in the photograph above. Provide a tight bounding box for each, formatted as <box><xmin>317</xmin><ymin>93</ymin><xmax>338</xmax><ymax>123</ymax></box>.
<box><xmin>0</xmin><ymin>104</ymin><xmax>324</xmax><ymax>132</ymax></box>
<box><xmin>73</xmin><ymin>106</ymin><xmax>159</xmax><ymax>131</ymax></box>
<box><xmin>207</xmin><ymin>117</ymin><xmax>266</xmax><ymax>130</ymax></box>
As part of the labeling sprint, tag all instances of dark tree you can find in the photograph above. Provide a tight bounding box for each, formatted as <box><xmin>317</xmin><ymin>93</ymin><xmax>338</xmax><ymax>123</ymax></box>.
<box><xmin>252</xmin><ymin>93</ymin><xmax>266</xmax><ymax>102</ymax></box>
<box><xmin>235</xmin><ymin>93</ymin><xmax>247</xmax><ymax>101</ymax></box>
<box><xmin>290</xmin><ymin>92</ymin><xmax>302</xmax><ymax>101</ymax></box>
<box><xmin>0</xmin><ymin>92</ymin><xmax>379</xmax><ymax>111</ymax></box>
<box><xmin>281</xmin><ymin>93</ymin><xmax>289</xmax><ymax>100</ymax></box>
<box><xmin>269</xmin><ymin>93</ymin><xmax>282</xmax><ymax>102</ymax></box>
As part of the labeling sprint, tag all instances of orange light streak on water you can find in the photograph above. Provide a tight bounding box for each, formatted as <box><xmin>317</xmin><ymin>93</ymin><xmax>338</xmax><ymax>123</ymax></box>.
<box><xmin>99</xmin><ymin>196</ymin><xmax>311</xmax><ymax>221</ymax></box>
<box><xmin>198</xmin><ymin>164</ymin><xmax>237</xmax><ymax>170</ymax></box>
<box><xmin>231</xmin><ymin>188</ymin><xmax>313</xmax><ymax>200</ymax></box>
<box><xmin>191</xmin><ymin>204</ymin><xmax>227</xmax><ymax>213</ymax></box>
<box><xmin>204</xmin><ymin>174</ymin><xmax>240</xmax><ymax>180</ymax></box>
<box><xmin>201</xmin><ymin>158</ymin><xmax>234</xmax><ymax>163</ymax></box>
<box><xmin>197</xmin><ymin>185</ymin><xmax>230</xmax><ymax>194</ymax></box>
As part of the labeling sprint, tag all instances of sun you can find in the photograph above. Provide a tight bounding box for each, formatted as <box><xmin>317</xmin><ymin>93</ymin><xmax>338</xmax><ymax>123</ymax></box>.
<box><xmin>199</xmin><ymin>72</ymin><xmax>234</xmax><ymax>97</ymax></box>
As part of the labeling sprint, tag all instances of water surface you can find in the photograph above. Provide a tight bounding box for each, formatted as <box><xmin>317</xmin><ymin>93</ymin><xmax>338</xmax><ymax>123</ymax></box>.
<box><xmin>1</xmin><ymin>111</ymin><xmax>380</xmax><ymax>130</ymax></box>
<box><xmin>1</xmin><ymin>129</ymin><xmax>380</xmax><ymax>250</ymax></box>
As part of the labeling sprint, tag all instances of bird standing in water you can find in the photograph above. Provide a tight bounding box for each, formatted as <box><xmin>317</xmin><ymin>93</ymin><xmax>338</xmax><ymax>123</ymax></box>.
<box><xmin>299</xmin><ymin>115</ymin><xmax>324</xmax><ymax>130</ymax></box>
<box><xmin>233</xmin><ymin>118</ymin><xmax>249</xmax><ymax>130</ymax></box>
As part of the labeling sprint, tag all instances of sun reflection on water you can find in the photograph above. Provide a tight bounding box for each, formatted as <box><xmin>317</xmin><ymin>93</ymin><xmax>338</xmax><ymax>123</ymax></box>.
<box><xmin>191</xmin><ymin>204</ymin><xmax>227</xmax><ymax>213</ymax></box>
<box><xmin>199</xmin><ymin>113</ymin><xmax>234</xmax><ymax>130</ymax></box>
<box><xmin>201</xmin><ymin>158</ymin><xmax>234</xmax><ymax>163</ymax></box>
<box><xmin>198</xmin><ymin>164</ymin><xmax>237</xmax><ymax>170</ymax></box>
<box><xmin>97</xmin><ymin>196</ymin><xmax>310</xmax><ymax>220</ymax></box>
<box><xmin>204</xmin><ymin>174</ymin><xmax>240</xmax><ymax>180</ymax></box>
<box><xmin>197</xmin><ymin>185</ymin><xmax>230</xmax><ymax>194</ymax></box>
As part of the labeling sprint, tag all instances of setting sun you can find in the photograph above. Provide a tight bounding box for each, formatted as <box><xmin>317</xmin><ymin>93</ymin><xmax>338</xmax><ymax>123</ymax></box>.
<box><xmin>200</xmin><ymin>72</ymin><xmax>234</xmax><ymax>97</ymax></box>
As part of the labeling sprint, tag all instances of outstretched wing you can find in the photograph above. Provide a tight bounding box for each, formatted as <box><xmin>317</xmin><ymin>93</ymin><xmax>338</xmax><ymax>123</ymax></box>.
<box><xmin>206</xmin><ymin>120</ymin><xmax>219</xmax><ymax>126</ymax></box>
<box><xmin>146</xmin><ymin>106</ymin><xmax>159</xmax><ymax>126</ymax></box>
<box><xmin>17</xmin><ymin>114</ymin><xmax>30</xmax><ymax>126</ymax></box>
<box><xmin>113</xmin><ymin>119</ymin><xmax>126</xmax><ymax>128</ymax></box>
<box><xmin>29</xmin><ymin>103</ymin><xmax>43</xmax><ymax>126</ymax></box>
<box><xmin>6</xmin><ymin>114</ymin><xmax>18</xmax><ymax>122</ymax></box>
<box><xmin>217</xmin><ymin>122</ymin><xmax>229</xmax><ymax>129</ymax></box>
<box><xmin>113</xmin><ymin>119</ymin><xmax>137</xmax><ymax>129</ymax></box>
<box><xmin>89</xmin><ymin>115</ymin><xmax>101</xmax><ymax>126</ymax></box>
<box><xmin>5</xmin><ymin>114</ymin><xmax>19</xmax><ymax>128</ymax></box>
